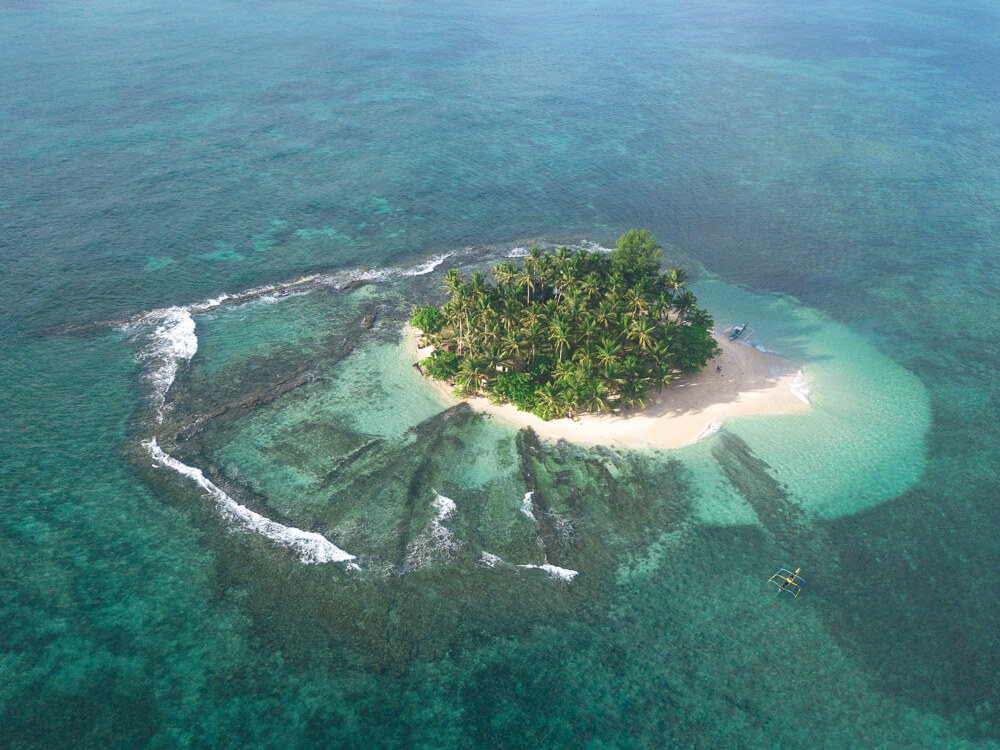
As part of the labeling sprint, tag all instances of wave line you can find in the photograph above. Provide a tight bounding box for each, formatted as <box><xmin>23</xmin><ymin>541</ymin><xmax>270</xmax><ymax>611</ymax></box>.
<box><xmin>144</xmin><ymin>439</ymin><xmax>355</xmax><ymax>564</ymax></box>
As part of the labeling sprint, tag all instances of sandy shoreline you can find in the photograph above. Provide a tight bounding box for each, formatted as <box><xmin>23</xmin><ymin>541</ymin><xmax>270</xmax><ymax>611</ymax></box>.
<box><xmin>405</xmin><ymin>326</ymin><xmax>809</xmax><ymax>449</ymax></box>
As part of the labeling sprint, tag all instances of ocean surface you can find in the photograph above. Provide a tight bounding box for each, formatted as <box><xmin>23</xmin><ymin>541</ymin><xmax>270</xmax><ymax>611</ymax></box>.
<box><xmin>2</xmin><ymin>0</ymin><xmax>999</xmax><ymax>747</ymax></box>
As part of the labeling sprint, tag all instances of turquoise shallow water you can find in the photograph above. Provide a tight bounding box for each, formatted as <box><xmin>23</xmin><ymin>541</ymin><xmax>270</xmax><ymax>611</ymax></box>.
<box><xmin>3</xmin><ymin>0</ymin><xmax>1000</xmax><ymax>747</ymax></box>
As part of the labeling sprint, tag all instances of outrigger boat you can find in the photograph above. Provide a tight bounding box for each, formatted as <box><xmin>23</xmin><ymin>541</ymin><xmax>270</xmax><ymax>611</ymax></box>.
<box><xmin>768</xmin><ymin>567</ymin><xmax>804</xmax><ymax>598</ymax></box>
<box><xmin>725</xmin><ymin>322</ymin><xmax>755</xmax><ymax>341</ymax></box>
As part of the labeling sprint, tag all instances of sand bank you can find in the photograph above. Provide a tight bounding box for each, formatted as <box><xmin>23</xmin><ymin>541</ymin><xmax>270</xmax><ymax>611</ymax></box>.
<box><xmin>405</xmin><ymin>326</ymin><xmax>808</xmax><ymax>449</ymax></box>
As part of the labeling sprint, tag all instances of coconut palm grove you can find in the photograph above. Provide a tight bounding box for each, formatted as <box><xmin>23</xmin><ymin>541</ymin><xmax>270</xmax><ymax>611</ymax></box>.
<box><xmin>410</xmin><ymin>230</ymin><xmax>720</xmax><ymax>420</ymax></box>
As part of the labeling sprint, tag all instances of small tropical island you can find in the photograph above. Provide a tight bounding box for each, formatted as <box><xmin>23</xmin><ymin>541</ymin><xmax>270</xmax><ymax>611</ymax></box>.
<box><xmin>408</xmin><ymin>230</ymin><xmax>810</xmax><ymax>448</ymax></box>
<box><xmin>410</xmin><ymin>230</ymin><xmax>718</xmax><ymax>419</ymax></box>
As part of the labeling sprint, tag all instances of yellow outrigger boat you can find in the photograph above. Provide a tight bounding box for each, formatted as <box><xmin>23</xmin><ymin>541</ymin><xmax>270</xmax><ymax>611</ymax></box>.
<box><xmin>768</xmin><ymin>567</ymin><xmax>804</xmax><ymax>598</ymax></box>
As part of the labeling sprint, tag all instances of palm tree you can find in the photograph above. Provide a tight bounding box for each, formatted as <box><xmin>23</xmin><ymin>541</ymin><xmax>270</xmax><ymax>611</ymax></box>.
<box><xmin>442</xmin><ymin>298</ymin><xmax>465</xmax><ymax>355</ymax></box>
<box><xmin>454</xmin><ymin>358</ymin><xmax>480</xmax><ymax>394</ymax></box>
<box><xmin>673</xmin><ymin>289</ymin><xmax>697</xmax><ymax>321</ymax></box>
<box><xmin>630</xmin><ymin>318</ymin><xmax>656</xmax><ymax>351</ymax></box>
<box><xmin>557</xmin><ymin>387</ymin><xmax>579</xmax><ymax>418</ymax></box>
<box><xmin>578</xmin><ymin>380</ymin><xmax>612</xmax><ymax>412</ymax></box>
<box><xmin>564</xmin><ymin>292</ymin><xmax>587</xmax><ymax>322</ymax></box>
<box><xmin>620</xmin><ymin>380</ymin><xmax>648</xmax><ymax>409</ymax></box>
<box><xmin>480</xmin><ymin>318</ymin><xmax>501</xmax><ymax>349</ymax></box>
<box><xmin>537</xmin><ymin>254</ymin><xmax>553</xmax><ymax>297</ymax></box>
<box><xmin>655</xmin><ymin>291</ymin><xmax>674</xmax><ymax>320</ymax></box>
<box><xmin>620</xmin><ymin>354</ymin><xmax>641</xmax><ymax>381</ymax></box>
<box><xmin>549</xmin><ymin>316</ymin><xmax>572</xmax><ymax>362</ymax></box>
<box><xmin>573</xmin><ymin>340</ymin><xmax>598</xmax><ymax>369</ymax></box>
<box><xmin>607</xmin><ymin>271</ymin><xmax>625</xmax><ymax>296</ymax></box>
<box><xmin>520</xmin><ymin>304</ymin><xmax>541</xmax><ymax>329</ymax></box>
<box><xmin>553</xmin><ymin>251</ymin><xmax>576</xmax><ymax>301</ymax></box>
<box><xmin>505</xmin><ymin>299</ymin><xmax>524</xmax><ymax>334</ymax></box>
<box><xmin>534</xmin><ymin>384</ymin><xmax>562</xmax><ymax>420</ymax></box>
<box><xmin>523</xmin><ymin>247</ymin><xmax>542</xmax><ymax>303</ymax></box>
<box><xmin>444</xmin><ymin>269</ymin><xmax>464</xmax><ymax>299</ymax></box>
<box><xmin>577</xmin><ymin>316</ymin><xmax>599</xmax><ymax>344</ymax></box>
<box><xmin>492</xmin><ymin>262</ymin><xmax>517</xmax><ymax>290</ymax></box>
<box><xmin>523</xmin><ymin>320</ymin><xmax>545</xmax><ymax>359</ymax></box>
<box><xmin>596</xmin><ymin>337</ymin><xmax>622</xmax><ymax>372</ymax></box>
<box><xmin>580</xmin><ymin>271</ymin><xmax>601</xmax><ymax>302</ymax></box>
<box><xmin>552</xmin><ymin>359</ymin><xmax>577</xmax><ymax>386</ymax></box>
<box><xmin>625</xmin><ymin>288</ymin><xmax>648</xmax><ymax>318</ymax></box>
<box><xmin>457</xmin><ymin>356</ymin><xmax>494</xmax><ymax>394</ymax></box>
<box><xmin>594</xmin><ymin>300</ymin><xmax>617</xmax><ymax>331</ymax></box>
<box><xmin>518</xmin><ymin>267</ymin><xmax>536</xmax><ymax>306</ymax></box>
<box><xmin>664</xmin><ymin>268</ymin><xmax>688</xmax><ymax>296</ymax></box>
<box><xmin>501</xmin><ymin>333</ymin><xmax>527</xmax><ymax>369</ymax></box>
<box><xmin>469</xmin><ymin>271</ymin><xmax>487</xmax><ymax>300</ymax></box>
<box><xmin>415</xmin><ymin>232</ymin><xmax>719</xmax><ymax>419</ymax></box>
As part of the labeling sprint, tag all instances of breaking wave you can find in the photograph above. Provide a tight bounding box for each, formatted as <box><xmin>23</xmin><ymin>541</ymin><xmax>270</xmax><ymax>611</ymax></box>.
<box><xmin>791</xmin><ymin>369</ymin><xmax>811</xmax><ymax>404</ymax></box>
<box><xmin>122</xmin><ymin>249</ymin><xmax>588</xmax><ymax>570</ymax></box>
<box><xmin>517</xmin><ymin>563</ymin><xmax>579</xmax><ymax>582</ymax></box>
<box><xmin>401</xmin><ymin>252</ymin><xmax>454</xmax><ymax>277</ymax></box>
<box><xmin>680</xmin><ymin>419</ymin><xmax>723</xmax><ymax>448</ymax></box>
<box><xmin>126</xmin><ymin>255</ymin><xmax>459</xmax><ymax>563</ymax></box>
<box><xmin>479</xmin><ymin>552</ymin><xmax>503</xmax><ymax>568</ymax></box>
<box><xmin>404</xmin><ymin>492</ymin><xmax>462</xmax><ymax>571</ymax></box>
<box><xmin>507</xmin><ymin>240</ymin><xmax>613</xmax><ymax>258</ymax></box>
<box><xmin>478</xmin><ymin>551</ymin><xmax>578</xmax><ymax>582</ymax></box>
<box><xmin>128</xmin><ymin>306</ymin><xmax>198</xmax><ymax>422</ymax></box>
<box><xmin>123</xmin><ymin>251</ymin><xmax>468</xmax><ymax>421</ymax></box>
<box><xmin>144</xmin><ymin>439</ymin><xmax>355</xmax><ymax>564</ymax></box>
<box><xmin>519</xmin><ymin>491</ymin><xmax>536</xmax><ymax>521</ymax></box>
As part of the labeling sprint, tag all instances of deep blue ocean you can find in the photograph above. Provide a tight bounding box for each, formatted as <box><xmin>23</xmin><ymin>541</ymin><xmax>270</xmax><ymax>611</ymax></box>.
<box><xmin>3</xmin><ymin>0</ymin><xmax>1000</xmax><ymax>747</ymax></box>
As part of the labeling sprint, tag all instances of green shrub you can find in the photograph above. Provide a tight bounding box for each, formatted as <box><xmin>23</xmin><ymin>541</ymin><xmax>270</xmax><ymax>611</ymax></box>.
<box><xmin>526</xmin><ymin>355</ymin><xmax>553</xmax><ymax>382</ymax></box>
<box><xmin>410</xmin><ymin>305</ymin><xmax>444</xmax><ymax>335</ymax></box>
<box><xmin>421</xmin><ymin>350</ymin><xmax>460</xmax><ymax>380</ymax></box>
<box><xmin>488</xmin><ymin>371</ymin><xmax>538</xmax><ymax>411</ymax></box>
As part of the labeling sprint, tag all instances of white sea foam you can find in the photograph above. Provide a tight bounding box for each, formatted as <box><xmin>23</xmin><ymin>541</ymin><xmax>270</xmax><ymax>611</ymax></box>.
<box><xmin>479</xmin><ymin>552</ymin><xmax>503</xmax><ymax>568</ymax></box>
<box><xmin>124</xmin><ymin>266</ymin><xmax>397</xmax><ymax>420</ymax></box>
<box><xmin>189</xmin><ymin>294</ymin><xmax>231</xmax><ymax>313</ymax></box>
<box><xmin>791</xmin><ymin>369</ymin><xmax>811</xmax><ymax>404</ymax></box>
<box><xmin>124</xmin><ymin>273</ymin><xmax>348</xmax><ymax>422</ymax></box>
<box><xmin>507</xmin><ymin>240</ymin><xmax>611</xmax><ymax>259</ymax></box>
<box><xmin>123</xmin><ymin>258</ymin><xmax>478</xmax><ymax>567</ymax></box>
<box><xmin>750</xmin><ymin>341</ymin><xmax>783</xmax><ymax>355</ymax></box>
<box><xmin>144</xmin><ymin>439</ymin><xmax>355</xmax><ymax>564</ymax></box>
<box><xmin>519</xmin><ymin>491</ymin><xmax>536</xmax><ymax>521</ymax></box>
<box><xmin>252</xmin><ymin>293</ymin><xmax>284</xmax><ymax>306</ymax></box>
<box><xmin>405</xmin><ymin>491</ymin><xmax>462</xmax><ymax>571</ymax></box>
<box><xmin>433</xmin><ymin>491</ymin><xmax>457</xmax><ymax>521</ymax></box>
<box><xmin>315</xmin><ymin>267</ymin><xmax>395</xmax><ymax>288</ymax></box>
<box><xmin>679</xmin><ymin>419</ymin><xmax>723</xmax><ymax>448</ymax></box>
<box><xmin>544</xmin><ymin>508</ymin><xmax>576</xmax><ymax>540</ymax></box>
<box><xmin>516</xmin><ymin>563</ymin><xmax>579</xmax><ymax>582</ymax></box>
<box><xmin>402</xmin><ymin>252</ymin><xmax>453</xmax><ymax>277</ymax></box>
<box><xmin>480</xmin><ymin>552</ymin><xmax>577</xmax><ymax>581</ymax></box>
<box><xmin>192</xmin><ymin>275</ymin><xmax>322</xmax><ymax>312</ymax></box>
<box><xmin>572</xmin><ymin>239</ymin><xmax>613</xmax><ymax>254</ymax></box>
<box><xmin>129</xmin><ymin>306</ymin><xmax>198</xmax><ymax>422</ymax></box>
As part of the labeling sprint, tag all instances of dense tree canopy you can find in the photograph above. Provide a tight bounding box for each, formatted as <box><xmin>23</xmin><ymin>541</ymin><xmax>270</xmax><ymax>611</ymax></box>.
<box><xmin>410</xmin><ymin>230</ymin><xmax>719</xmax><ymax>420</ymax></box>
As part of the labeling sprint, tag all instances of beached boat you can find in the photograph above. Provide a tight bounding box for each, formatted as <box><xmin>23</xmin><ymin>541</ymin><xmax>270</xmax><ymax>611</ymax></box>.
<box><xmin>726</xmin><ymin>322</ymin><xmax>754</xmax><ymax>341</ymax></box>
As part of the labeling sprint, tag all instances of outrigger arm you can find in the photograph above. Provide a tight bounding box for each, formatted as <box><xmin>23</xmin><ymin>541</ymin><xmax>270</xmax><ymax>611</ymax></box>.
<box><xmin>768</xmin><ymin>567</ymin><xmax>805</xmax><ymax>598</ymax></box>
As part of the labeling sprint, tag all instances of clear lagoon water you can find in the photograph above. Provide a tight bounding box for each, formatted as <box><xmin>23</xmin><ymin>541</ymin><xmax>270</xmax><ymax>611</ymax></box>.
<box><xmin>3</xmin><ymin>0</ymin><xmax>1000</xmax><ymax>747</ymax></box>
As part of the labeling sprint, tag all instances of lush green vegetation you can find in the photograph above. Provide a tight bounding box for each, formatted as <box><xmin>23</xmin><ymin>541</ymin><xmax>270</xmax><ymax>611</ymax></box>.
<box><xmin>409</xmin><ymin>304</ymin><xmax>445</xmax><ymax>335</ymax></box>
<box><xmin>411</xmin><ymin>230</ymin><xmax>719</xmax><ymax>420</ymax></box>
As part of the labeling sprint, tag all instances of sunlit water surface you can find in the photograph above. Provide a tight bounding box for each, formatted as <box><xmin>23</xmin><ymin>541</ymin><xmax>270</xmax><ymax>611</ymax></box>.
<box><xmin>3</xmin><ymin>0</ymin><xmax>999</xmax><ymax>747</ymax></box>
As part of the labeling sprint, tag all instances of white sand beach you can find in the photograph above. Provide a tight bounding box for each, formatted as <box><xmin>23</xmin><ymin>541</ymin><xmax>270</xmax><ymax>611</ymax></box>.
<box><xmin>405</xmin><ymin>326</ymin><xmax>809</xmax><ymax>449</ymax></box>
